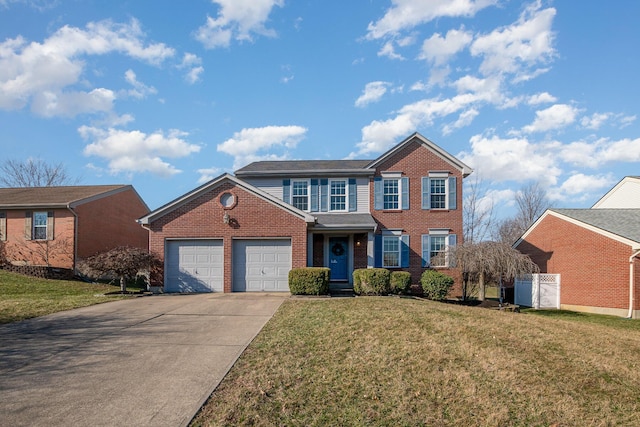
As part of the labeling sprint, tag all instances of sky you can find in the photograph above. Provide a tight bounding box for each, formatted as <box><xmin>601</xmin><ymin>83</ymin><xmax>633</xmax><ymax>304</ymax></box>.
<box><xmin>1</xmin><ymin>0</ymin><xmax>639</xmax><ymax>217</ymax></box>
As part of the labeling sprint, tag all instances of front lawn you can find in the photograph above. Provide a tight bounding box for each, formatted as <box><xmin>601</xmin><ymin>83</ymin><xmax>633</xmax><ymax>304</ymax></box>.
<box><xmin>0</xmin><ymin>270</ymin><xmax>132</xmax><ymax>324</ymax></box>
<box><xmin>192</xmin><ymin>297</ymin><xmax>640</xmax><ymax>426</ymax></box>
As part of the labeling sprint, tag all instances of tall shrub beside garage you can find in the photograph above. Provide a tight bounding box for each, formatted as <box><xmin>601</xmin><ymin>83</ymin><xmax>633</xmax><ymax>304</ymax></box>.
<box><xmin>288</xmin><ymin>267</ymin><xmax>330</xmax><ymax>295</ymax></box>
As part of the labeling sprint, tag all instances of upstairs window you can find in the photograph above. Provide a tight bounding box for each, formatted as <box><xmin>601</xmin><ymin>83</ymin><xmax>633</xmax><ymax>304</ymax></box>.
<box><xmin>330</xmin><ymin>180</ymin><xmax>347</xmax><ymax>211</ymax></box>
<box><xmin>291</xmin><ymin>180</ymin><xmax>309</xmax><ymax>211</ymax></box>
<box><xmin>374</xmin><ymin>176</ymin><xmax>409</xmax><ymax>210</ymax></box>
<box><xmin>383</xmin><ymin>179</ymin><xmax>399</xmax><ymax>210</ymax></box>
<box><xmin>422</xmin><ymin>174</ymin><xmax>457</xmax><ymax>210</ymax></box>
<box><xmin>430</xmin><ymin>178</ymin><xmax>446</xmax><ymax>209</ymax></box>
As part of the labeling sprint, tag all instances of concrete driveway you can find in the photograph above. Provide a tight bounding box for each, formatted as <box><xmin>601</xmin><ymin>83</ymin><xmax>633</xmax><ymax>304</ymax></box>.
<box><xmin>0</xmin><ymin>293</ymin><xmax>286</xmax><ymax>427</ymax></box>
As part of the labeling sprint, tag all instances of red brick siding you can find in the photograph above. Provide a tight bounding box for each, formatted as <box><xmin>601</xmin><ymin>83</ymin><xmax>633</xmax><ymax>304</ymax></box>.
<box><xmin>517</xmin><ymin>214</ymin><xmax>638</xmax><ymax>310</ymax></box>
<box><xmin>312</xmin><ymin>234</ymin><xmax>324</xmax><ymax>267</ymax></box>
<box><xmin>371</xmin><ymin>138</ymin><xmax>464</xmax><ymax>293</ymax></box>
<box><xmin>3</xmin><ymin>209</ymin><xmax>75</xmax><ymax>269</ymax></box>
<box><xmin>75</xmin><ymin>188</ymin><xmax>149</xmax><ymax>258</ymax></box>
<box><xmin>148</xmin><ymin>182</ymin><xmax>308</xmax><ymax>292</ymax></box>
<box><xmin>353</xmin><ymin>233</ymin><xmax>368</xmax><ymax>270</ymax></box>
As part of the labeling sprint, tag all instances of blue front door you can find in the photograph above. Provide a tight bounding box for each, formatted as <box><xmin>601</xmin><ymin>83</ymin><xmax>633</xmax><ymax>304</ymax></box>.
<box><xmin>329</xmin><ymin>237</ymin><xmax>348</xmax><ymax>281</ymax></box>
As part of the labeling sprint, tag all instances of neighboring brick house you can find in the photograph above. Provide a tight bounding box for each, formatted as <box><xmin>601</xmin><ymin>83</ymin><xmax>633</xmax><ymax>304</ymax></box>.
<box><xmin>515</xmin><ymin>178</ymin><xmax>640</xmax><ymax>318</ymax></box>
<box><xmin>0</xmin><ymin>185</ymin><xmax>149</xmax><ymax>275</ymax></box>
<box><xmin>138</xmin><ymin>132</ymin><xmax>472</xmax><ymax>293</ymax></box>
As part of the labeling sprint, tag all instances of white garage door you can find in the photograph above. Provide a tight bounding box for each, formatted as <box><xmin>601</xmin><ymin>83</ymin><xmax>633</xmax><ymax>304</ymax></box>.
<box><xmin>165</xmin><ymin>240</ymin><xmax>224</xmax><ymax>292</ymax></box>
<box><xmin>233</xmin><ymin>239</ymin><xmax>291</xmax><ymax>292</ymax></box>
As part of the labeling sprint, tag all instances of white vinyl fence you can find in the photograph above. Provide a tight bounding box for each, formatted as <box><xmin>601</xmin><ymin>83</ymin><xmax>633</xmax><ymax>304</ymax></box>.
<box><xmin>514</xmin><ymin>274</ymin><xmax>561</xmax><ymax>309</ymax></box>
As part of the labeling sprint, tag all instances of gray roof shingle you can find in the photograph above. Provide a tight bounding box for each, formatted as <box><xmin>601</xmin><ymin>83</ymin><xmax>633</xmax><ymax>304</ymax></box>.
<box><xmin>235</xmin><ymin>160</ymin><xmax>373</xmax><ymax>177</ymax></box>
<box><xmin>0</xmin><ymin>185</ymin><xmax>129</xmax><ymax>208</ymax></box>
<box><xmin>311</xmin><ymin>213</ymin><xmax>377</xmax><ymax>230</ymax></box>
<box><xmin>552</xmin><ymin>208</ymin><xmax>640</xmax><ymax>243</ymax></box>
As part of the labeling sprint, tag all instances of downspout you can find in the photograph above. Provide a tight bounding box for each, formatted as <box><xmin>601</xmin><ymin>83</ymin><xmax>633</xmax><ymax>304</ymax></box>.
<box><xmin>67</xmin><ymin>205</ymin><xmax>79</xmax><ymax>274</ymax></box>
<box><xmin>627</xmin><ymin>249</ymin><xmax>640</xmax><ymax>319</ymax></box>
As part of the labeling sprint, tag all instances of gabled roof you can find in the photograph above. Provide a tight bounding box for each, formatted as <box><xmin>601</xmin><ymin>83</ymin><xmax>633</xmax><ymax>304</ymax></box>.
<box><xmin>367</xmin><ymin>132</ymin><xmax>473</xmax><ymax>177</ymax></box>
<box><xmin>235</xmin><ymin>160</ymin><xmax>373</xmax><ymax>178</ymax></box>
<box><xmin>138</xmin><ymin>173</ymin><xmax>316</xmax><ymax>225</ymax></box>
<box><xmin>515</xmin><ymin>208</ymin><xmax>640</xmax><ymax>249</ymax></box>
<box><xmin>234</xmin><ymin>132</ymin><xmax>472</xmax><ymax>179</ymax></box>
<box><xmin>0</xmin><ymin>185</ymin><xmax>139</xmax><ymax>209</ymax></box>
<box><xmin>592</xmin><ymin>176</ymin><xmax>640</xmax><ymax>208</ymax></box>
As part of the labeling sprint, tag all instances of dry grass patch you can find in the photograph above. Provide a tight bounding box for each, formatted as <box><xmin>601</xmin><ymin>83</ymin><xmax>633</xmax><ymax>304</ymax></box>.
<box><xmin>0</xmin><ymin>270</ymin><xmax>131</xmax><ymax>324</ymax></box>
<box><xmin>192</xmin><ymin>297</ymin><xmax>640</xmax><ymax>427</ymax></box>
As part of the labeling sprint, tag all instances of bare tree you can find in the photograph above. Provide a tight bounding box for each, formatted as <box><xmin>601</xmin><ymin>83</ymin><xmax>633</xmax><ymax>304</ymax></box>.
<box><xmin>79</xmin><ymin>246</ymin><xmax>159</xmax><ymax>293</ymax></box>
<box><xmin>452</xmin><ymin>241</ymin><xmax>539</xmax><ymax>301</ymax></box>
<box><xmin>0</xmin><ymin>159</ymin><xmax>79</xmax><ymax>187</ymax></box>
<box><xmin>463</xmin><ymin>174</ymin><xmax>495</xmax><ymax>244</ymax></box>
<box><xmin>494</xmin><ymin>182</ymin><xmax>551</xmax><ymax>244</ymax></box>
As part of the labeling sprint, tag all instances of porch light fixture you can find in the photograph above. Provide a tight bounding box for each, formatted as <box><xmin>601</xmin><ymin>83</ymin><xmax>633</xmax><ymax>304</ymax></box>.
<box><xmin>223</xmin><ymin>212</ymin><xmax>230</xmax><ymax>224</ymax></box>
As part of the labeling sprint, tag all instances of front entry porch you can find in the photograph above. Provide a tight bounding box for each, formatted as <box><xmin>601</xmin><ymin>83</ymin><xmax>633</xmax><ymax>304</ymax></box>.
<box><xmin>308</xmin><ymin>232</ymin><xmax>371</xmax><ymax>286</ymax></box>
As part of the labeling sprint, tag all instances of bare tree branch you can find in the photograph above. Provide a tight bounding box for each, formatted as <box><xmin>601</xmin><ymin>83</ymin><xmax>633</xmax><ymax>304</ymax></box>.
<box><xmin>0</xmin><ymin>159</ymin><xmax>79</xmax><ymax>187</ymax></box>
<box><xmin>463</xmin><ymin>174</ymin><xmax>495</xmax><ymax>244</ymax></box>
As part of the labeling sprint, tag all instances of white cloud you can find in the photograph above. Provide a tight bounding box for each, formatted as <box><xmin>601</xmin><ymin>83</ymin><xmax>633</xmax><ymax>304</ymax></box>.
<box><xmin>377</xmin><ymin>41</ymin><xmax>404</xmax><ymax>60</ymax></box>
<box><xmin>197</xmin><ymin>167</ymin><xmax>223</xmax><ymax>184</ymax></box>
<box><xmin>217</xmin><ymin>125</ymin><xmax>308</xmax><ymax>169</ymax></box>
<box><xmin>0</xmin><ymin>19</ymin><xmax>174</xmax><ymax>117</ymax></box>
<box><xmin>79</xmin><ymin>126</ymin><xmax>201</xmax><ymax>177</ymax></box>
<box><xmin>459</xmin><ymin>133</ymin><xmax>561</xmax><ymax>185</ymax></box>
<box><xmin>419</xmin><ymin>27</ymin><xmax>473</xmax><ymax>66</ymax></box>
<box><xmin>558</xmin><ymin>173</ymin><xmax>615</xmax><ymax>196</ymax></box>
<box><xmin>124</xmin><ymin>69</ymin><xmax>157</xmax><ymax>99</ymax></box>
<box><xmin>355</xmin><ymin>81</ymin><xmax>391</xmax><ymax>107</ymax></box>
<box><xmin>366</xmin><ymin>0</ymin><xmax>498</xmax><ymax>40</ymax></box>
<box><xmin>522</xmin><ymin>103</ymin><xmax>579</xmax><ymax>133</ymax></box>
<box><xmin>619</xmin><ymin>114</ymin><xmax>636</xmax><ymax>128</ymax></box>
<box><xmin>179</xmin><ymin>53</ymin><xmax>204</xmax><ymax>84</ymax></box>
<box><xmin>442</xmin><ymin>108</ymin><xmax>479</xmax><ymax>135</ymax></box>
<box><xmin>580</xmin><ymin>112</ymin><xmax>610</xmax><ymax>130</ymax></box>
<box><xmin>30</xmin><ymin>88</ymin><xmax>115</xmax><ymax>117</ymax></box>
<box><xmin>527</xmin><ymin>92</ymin><xmax>557</xmax><ymax>105</ymax></box>
<box><xmin>195</xmin><ymin>0</ymin><xmax>284</xmax><ymax>49</ymax></box>
<box><xmin>470</xmin><ymin>1</ymin><xmax>556</xmax><ymax>80</ymax></box>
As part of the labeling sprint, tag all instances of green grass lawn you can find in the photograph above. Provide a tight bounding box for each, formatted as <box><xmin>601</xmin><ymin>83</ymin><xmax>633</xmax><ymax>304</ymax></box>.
<box><xmin>0</xmin><ymin>269</ymin><xmax>133</xmax><ymax>324</ymax></box>
<box><xmin>192</xmin><ymin>297</ymin><xmax>640</xmax><ymax>427</ymax></box>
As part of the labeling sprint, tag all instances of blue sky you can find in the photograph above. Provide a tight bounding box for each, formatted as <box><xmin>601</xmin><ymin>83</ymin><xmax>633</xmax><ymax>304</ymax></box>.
<box><xmin>1</xmin><ymin>0</ymin><xmax>639</xmax><ymax>216</ymax></box>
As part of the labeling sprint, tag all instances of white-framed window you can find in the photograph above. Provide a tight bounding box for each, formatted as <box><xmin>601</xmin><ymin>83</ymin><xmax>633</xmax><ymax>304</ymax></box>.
<box><xmin>291</xmin><ymin>180</ymin><xmax>309</xmax><ymax>211</ymax></box>
<box><xmin>375</xmin><ymin>175</ymin><xmax>408</xmax><ymax>211</ymax></box>
<box><xmin>422</xmin><ymin>174</ymin><xmax>457</xmax><ymax>210</ymax></box>
<box><xmin>383</xmin><ymin>235</ymin><xmax>400</xmax><ymax>267</ymax></box>
<box><xmin>383</xmin><ymin>178</ymin><xmax>399</xmax><ymax>210</ymax></box>
<box><xmin>32</xmin><ymin>211</ymin><xmax>48</xmax><ymax>240</ymax></box>
<box><xmin>430</xmin><ymin>178</ymin><xmax>446</xmax><ymax>209</ymax></box>
<box><xmin>380</xmin><ymin>230</ymin><xmax>409</xmax><ymax>268</ymax></box>
<box><xmin>330</xmin><ymin>180</ymin><xmax>347</xmax><ymax>211</ymax></box>
<box><xmin>422</xmin><ymin>231</ymin><xmax>457</xmax><ymax>268</ymax></box>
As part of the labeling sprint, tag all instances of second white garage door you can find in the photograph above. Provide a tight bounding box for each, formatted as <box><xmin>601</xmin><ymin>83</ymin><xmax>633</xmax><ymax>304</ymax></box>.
<box><xmin>233</xmin><ymin>239</ymin><xmax>291</xmax><ymax>292</ymax></box>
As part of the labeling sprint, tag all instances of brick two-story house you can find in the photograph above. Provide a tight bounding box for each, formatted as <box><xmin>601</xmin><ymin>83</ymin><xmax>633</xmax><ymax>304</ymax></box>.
<box><xmin>138</xmin><ymin>133</ymin><xmax>472</xmax><ymax>293</ymax></box>
<box><xmin>0</xmin><ymin>185</ymin><xmax>149</xmax><ymax>277</ymax></box>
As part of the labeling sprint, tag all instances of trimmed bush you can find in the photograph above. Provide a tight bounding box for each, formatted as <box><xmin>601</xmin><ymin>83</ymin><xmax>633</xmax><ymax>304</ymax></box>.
<box><xmin>289</xmin><ymin>267</ymin><xmax>330</xmax><ymax>295</ymax></box>
<box><xmin>353</xmin><ymin>268</ymin><xmax>391</xmax><ymax>295</ymax></box>
<box><xmin>390</xmin><ymin>271</ymin><xmax>411</xmax><ymax>294</ymax></box>
<box><xmin>420</xmin><ymin>270</ymin><xmax>454</xmax><ymax>301</ymax></box>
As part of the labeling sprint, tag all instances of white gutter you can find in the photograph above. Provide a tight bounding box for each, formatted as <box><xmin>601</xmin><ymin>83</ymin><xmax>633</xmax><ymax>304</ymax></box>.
<box><xmin>628</xmin><ymin>249</ymin><xmax>640</xmax><ymax>319</ymax></box>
